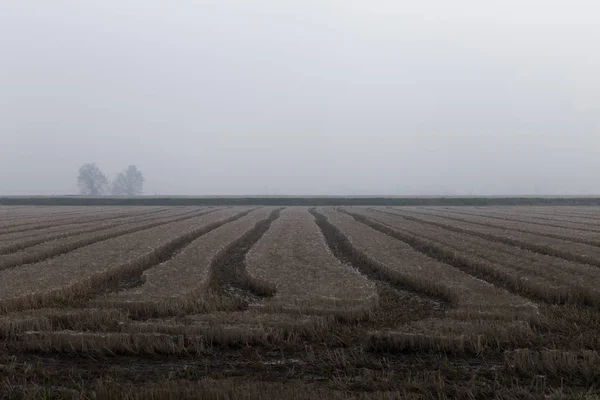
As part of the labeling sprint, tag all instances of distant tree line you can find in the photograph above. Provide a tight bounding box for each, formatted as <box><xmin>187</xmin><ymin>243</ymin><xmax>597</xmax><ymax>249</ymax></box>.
<box><xmin>77</xmin><ymin>163</ymin><xmax>145</xmax><ymax>196</ymax></box>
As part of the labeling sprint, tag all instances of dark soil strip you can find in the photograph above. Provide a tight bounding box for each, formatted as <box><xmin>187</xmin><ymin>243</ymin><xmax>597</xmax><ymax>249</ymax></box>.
<box><xmin>1</xmin><ymin>351</ymin><xmax>510</xmax><ymax>398</ymax></box>
<box><xmin>382</xmin><ymin>208</ymin><xmax>600</xmax><ymax>248</ymax></box>
<box><xmin>341</xmin><ymin>209</ymin><xmax>562</xmax><ymax>305</ymax></box>
<box><xmin>0</xmin><ymin>208</ymin><xmax>222</xmax><ymax>271</ymax></box>
<box><xmin>0</xmin><ymin>208</ymin><xmax>120</xmax><ymax>225</ymax></box>
<box><xmin>209</xmin><ymin>209</ymin><xmax>282</xmax><ymax>304</ymax></box>
<box><xmin>95</xmin><ymin>209</ymin><xmax>258</xmax><ymax>297</ymax></box>
<box><xmin>527</xmin><ymin>209</ymin><xmax>600</xmax><ymax>221</ymax></box>
<box><xmin>0</xmin><ymin>208</ymin><xmax>159</xmax><ymax>234</ymax></box>
<box><xmin>0</xmin><ymin>209</ymin><xmax>177</xmax><ymax>256</ymax></box>
<box><xmin>309</xmin><ymin>208</ymin><xmax>446</xmax><ymax>327</ymax></box>
<box><xmin>370</xmin><ymin>208</ymin><xmax>600</xmax><ymax>268</ymax></box>
<box><xmin>421</xmin><ymin>207</ymin><xmax>600</xmax><ymax>233</ymax></box>
<box><xmin>0</xmin><ymin>207</ymin><xmax>170</xmax><ymax>236</ymax></box>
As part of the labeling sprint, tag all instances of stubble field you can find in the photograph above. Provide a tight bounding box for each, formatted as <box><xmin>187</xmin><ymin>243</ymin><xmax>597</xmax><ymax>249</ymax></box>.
<box><xmin>1</xmin><ymin>205</ymin><xmax>600</xmax><ymax>399</ymax></box>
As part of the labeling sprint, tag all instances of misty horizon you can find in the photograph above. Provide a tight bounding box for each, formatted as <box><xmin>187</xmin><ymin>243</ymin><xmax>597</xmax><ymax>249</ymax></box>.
<box><xmin>2</xmin><ymin>1</ymin><xmax>599</xmax><ymax>197</ymax></box>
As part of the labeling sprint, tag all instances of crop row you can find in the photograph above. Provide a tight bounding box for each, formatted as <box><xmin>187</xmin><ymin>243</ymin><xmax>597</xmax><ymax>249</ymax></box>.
<box><xmin>0</xmin><ymin>207</ymin><xmax>216</xmax><ymax>270</ymax></box>
<box><xmin>245</xmin><ymin>207</ymin><xmax>378</xmax><ymax>321</ymax></box>
<box><xmin>0</xmin><ymin>307</ymin><xmax>332</xmax><ymax>351</ymax></box>
<box><xmin>495</xmin><ymin>206</ymin><xmax>600</xmax><ymax>220</ymax></box>
<box><xmin>0</xmin><ymin>207</ymin><xmax>165</xmax><ymax>244</ymax></box>
<box><xmin>352</xmin><ymin>208</ymin><xmax>600</xmax><ymax>307</ymax></box>
<box><xmin>0</xmin><ymin>208</ymin><xmax>252</xmax><ymax>313</ymax></box>
<box><xmin>0</xmin><ymin>206</ymin><xmax>160</xmax><ymax>231</ymax></box>
<box><xmin>0</xmin><ymin>207</ymin><xmax>184</xmax><ymax>255</ymax></box>
<box><xmin>316</xmin><ymin>207</ymin><xmax>536</xmax><ymax>353</ymax></box>
<box><xmin>390</xmin><ymin>207</ymin><xmax>600</xmax><ymax>247</ymax></box>
<box><xmin>427</xmin><ymin>206</ymin><xmax>600</xmax><ymax>229</ymax></box>
<box><xmin>378</xmin><ymin>208</ymin><xmax>600</xmax><ymax>267</ymax></box>
<box><xmin>92</xmin><ymin>208</ymin><xmax>278</xmax><ymax>317</ymax></box>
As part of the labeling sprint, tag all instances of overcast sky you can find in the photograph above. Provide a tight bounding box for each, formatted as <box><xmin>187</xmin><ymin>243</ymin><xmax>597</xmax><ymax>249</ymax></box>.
<box><xmin>1</xmin><ymin>1</ymin><xmax>599</xmax><ymax>195</ymax></box>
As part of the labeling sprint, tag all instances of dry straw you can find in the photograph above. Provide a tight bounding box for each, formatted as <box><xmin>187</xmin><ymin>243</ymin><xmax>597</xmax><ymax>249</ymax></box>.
<box><xmin>92</xmin><ymin>208</ymin><xmax>276</xmax><ymax>317</ymax></box>
<box><xmin>360</xmin><ymin>207</ymin><xmax>600</xmax><ymax>307</ymax></box>
<box><xmin>245</xmin><ymin>207</ymin><xmax>378</xmax><ymax>321</ymax></box>
<box><xmin>0</xmin><ymin>208</ymin><xmax>250</xmax><ymax>314</ymax></box>
<box><xmin>0</xmin><ymin>207</ymin><xmax>218</xmax><ymax>270</ymax></box>
<box><xmin>318</xmin><ymin>207</ymin><xmax>537</xmax><ymax>353</ymax></box>
<box><xmin>380</xmin><ymin>207</ymin><xmax>600</xmax><ymax>267</ymax></box>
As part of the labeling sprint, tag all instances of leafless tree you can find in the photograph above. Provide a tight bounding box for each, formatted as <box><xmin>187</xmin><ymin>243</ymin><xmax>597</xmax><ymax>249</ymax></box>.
<box><xmin>77</xmin><ymin>163</ymin><xmax>108</xmax><ymax>196</ymax></box>
<box><xmin>111</xmin><ymin>165</ymin><xmax>145</xmax><ymax>196</ymax></box>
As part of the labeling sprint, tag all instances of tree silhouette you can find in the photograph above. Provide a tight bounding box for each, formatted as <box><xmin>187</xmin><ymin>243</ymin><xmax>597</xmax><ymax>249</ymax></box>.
<box><xmin>111</xmin><ymin>165</ymin><xmax>145</xmax><ymax>196</ymax></box>
<box><xmin>77</xmin><ymin>163</ymin><xmax>108</xmax><ymax>196</ymax></box>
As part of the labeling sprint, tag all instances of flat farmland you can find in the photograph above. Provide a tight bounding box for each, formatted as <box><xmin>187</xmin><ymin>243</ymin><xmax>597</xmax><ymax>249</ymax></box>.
<box><xmin>1</xmin><ymin>206</ymin><xmax>600</xmax><ymax>399</ymax></box>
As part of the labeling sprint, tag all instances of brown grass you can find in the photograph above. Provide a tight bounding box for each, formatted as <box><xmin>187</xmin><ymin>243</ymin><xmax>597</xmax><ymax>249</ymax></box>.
<box><xmin>0</xmin><ymin>308</ymin><xmax>128</xmax><ymax>337</ymax></box>
<box><xmin>245</xmin><ymin>207</ymin><xmax>378</xmax><ymax>320</ymax></box>
<box><xmin>391</xmin><ymin>207</ymin><xmax>600</xmax><ymax>246</ymax></box>
<box><xmin>7</xmin><ymin>312</ymin><xmax>333</xmax><ymax>354</ymax></box>
<box><xmin>504</xmin><ymin>349</ymin><xmax>600</xmax><ymax>381</ymax></box>
<box><xmin>90</xmin><ymin>208</ymin><xmax>277</xmax><ymax>317</ymax></box>
<box><xmin>317</xmin><ymin>207</ymin><xmax>537</xmax><ymax>352</ymax></box>
<box><xmin>427</xmin><ymin>206</ymin><xmax>600</xmax><ymax>231</ymax></box>
<box><xmin>357</xmin><ymin>207</ymin><xmax>600</xmax><ymax>306</ymax></box>
<box><xmin>2</xmin><ymin>206</ymin><xmax>600</xmax><ymax>398</ymax></box>
<box><xmin>8</xmin><ymin>331</ymin><xmax>207</xmax><ymax>356</ymax></box>
<box><xmin>89</xmin><ymin>379</ymin><xmax>422</xmax><ymax>400</ymax></box>
<box><xmin>0</xmin><ymin>206</ymin><xmax>158</xmax><ymax>231</ymax></box>
<box><xmin>0</xmin><ymin>207</ymin><xmax>219</xmax><ymax>270</ymax></box>
<box><xmin>321</xmin><ymin>208</ymin><xmax>536</xmax><ymax>316</ymax></box>
<box><xmin>369</xmin><ymin>319</ymin><xmax>534</xmax><ymax>354</ymax></box>
<box><xmin>378</xmin><ymin>207</ymin><xmax>600</xmax><ymax>267</ymax></box>
<box><xmin>0</xmin><ymin>207</ymin><xmax>172</xmax><ymax>255</ymax></box>
<box><xmin>0</xmin><ymin>307</ymin><xmax>332</xmax><ymax>347</ymax></box>
<box><xmin>0</xmin><ymin>208</ymin><xmax>251</xmax><ymax>314</ymax></box>
<box><xmin>121</xmin><ymin>312</ymin><xmax>333</xmax><ymax>346</ymax></box>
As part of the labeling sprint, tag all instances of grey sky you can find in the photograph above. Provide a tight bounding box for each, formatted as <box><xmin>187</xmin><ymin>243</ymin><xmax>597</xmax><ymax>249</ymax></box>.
<box><xmin>1</xmin><ymin>1</ymin><xmax>599</xmax><ymax>195</ymax></box>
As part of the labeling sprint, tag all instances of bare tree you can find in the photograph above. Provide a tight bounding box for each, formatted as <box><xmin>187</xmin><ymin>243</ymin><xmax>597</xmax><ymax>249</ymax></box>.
<box><xmin>111</xmin><ymin>165</ymin><xmax>145</xmax><ymax>196</ymax></box>
<box><xmin>77</xmin><ymin>163</ymin><xmax>108</xmax><ymax>196</ymax></box>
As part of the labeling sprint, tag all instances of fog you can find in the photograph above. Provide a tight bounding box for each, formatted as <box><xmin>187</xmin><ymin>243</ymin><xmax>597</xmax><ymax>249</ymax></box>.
<box><xmin>1</xmin><ymin>1</ymin><xmax>599</xmax><ymax>196</ymax></box>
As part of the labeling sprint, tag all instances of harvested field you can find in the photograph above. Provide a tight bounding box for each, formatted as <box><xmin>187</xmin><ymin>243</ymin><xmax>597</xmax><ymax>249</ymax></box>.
<box><xmin>391</xmin><ymin>207</ymin><xmax>600</xmax><ymax>245</ymax></box>
<box><xmin>378</xmin><ymin>207</ymin><xmax>600</xmax><ymax>267</ymax></box>
<box><xmin>347</xmin><ymin>208</ymin><xmax>600</xmax><ymax>306</ymax></box>
<box><xmin>91</xmin><ymin>207</ymin><xmax>279</xmax><ymax>317</ymax></box>
<box><xmin>0</xmin><ymin>207</ymin><xmax>214</xmax><ymax>270</ymax></box>
<box><xmin>1</xmin><ymin>206</ymin><xmax>600</xmax><ymax>399</ymax></box>
<box><xmin>245</xmin><ymin>207</ymin><xmax>378</xmax><ymax>320</ymax></box>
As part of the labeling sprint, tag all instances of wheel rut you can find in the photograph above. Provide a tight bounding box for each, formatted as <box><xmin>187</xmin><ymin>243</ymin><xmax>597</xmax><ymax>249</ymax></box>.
<box><xmin>381</xmin><ymin>207</ymin><xmax>600</xmax><ymax>247</ymax></box>
<box><xmin>94</xmin><ymin>209</ymin><xmax>258</xmax><ymax>298</ymax></box>
<box><xmin>370</xmin><ymin>208</ymin><xmax>600</xmax><ymax>268</ymax></box>
<box><xmin>209</xmin><ymin>208</ymin><xmax>282</xmax><ymax>306</ymax></box>
<box><xmin>0</xmin><ymin>208</ymin><xmax>222</xmax><ymax>271</ymax></box>
<box><xmin>341</xmin><ymin>208</ymin><xmax>551</xmax><ymax>306</ymax></box>
<box><xmin>309</xmin><ymin>208</ymin><xmax>446</xmax><ymax>328</ymax></box>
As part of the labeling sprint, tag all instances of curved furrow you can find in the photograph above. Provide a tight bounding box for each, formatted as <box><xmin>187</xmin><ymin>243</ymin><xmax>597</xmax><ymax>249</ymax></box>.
<box><xmin>374</xmin><ymin>208</ymin><xmax>600</xmax><ymax>267</ymax></box>
<box><xmin>424</xmin><ymin>207</ymin><xmax>600</xmax><ymax>232</ymax></box>
<box><xmin>0</xmin><ymin>207</ymin><xmax>102</xmax><ymax>223</ymax></box>
<box><xmin>381</xmin><ymin>208</ymin><xmax>600</xmax><ymax>248</ymax></box>
<box><xmin>0</xmin><ymin>208</ymin><xmax>186</xmax><ymax>256</ymax></box>
<box><xmin>0</xmin><ymin>208</ymin><xmax>252</xmax><ymax>314</ymax></box>
<box><xmin>0</xmin><ymin>207</ymin><xmax>148</xmax><ymax>231</ymax></box>
<box><xmin>244</xmin><ymin>208</ymin><xmax>378</xmax><ymax>321</ymax></box>
<box><xmin>0</xmin><ymin>207</ymin><xmax>169</xmax><ymax>237</ymax></box>
<box><xmin>321</xmin><ymin>208</ymin><xmax>536</xmax><ymax>317</ymax></box>
<box><xmin>345</xmin><ymin>208</ymin><xmax>600</xmax><ymax>307</ymax></box>
<box><xmin>310</xmin><ymin>208</ymin><xmax>446</xmax><ymax>327</ymax></box>
<box><xmin>0</xmin><ymin>208</ymin><xmax>219</xmax><ymax>271</ymax></box>
<box><xmin>208</xmin><ymin>208</ymin><xmax>282</xmax><ymax>299</ymax></box>
<box><xmin>318</xmin><ymin>208</ymin><xmax>536</xmax><ymax>354</ymax></box>
<box><xmin>89</xmin><ymin>208</ymin><xmax>278</xmax><ymax>318</ymax></box>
